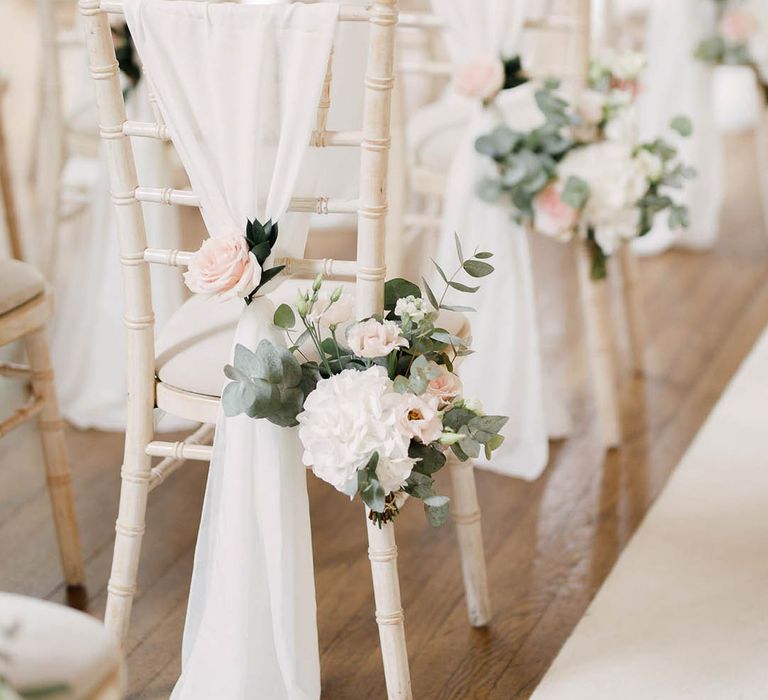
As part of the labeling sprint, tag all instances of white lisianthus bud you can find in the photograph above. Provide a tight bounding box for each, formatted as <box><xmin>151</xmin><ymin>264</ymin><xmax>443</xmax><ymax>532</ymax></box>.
<box><xmin>439</xmin><ymin>432</ymin><xmax>464</xmax><ymax>446</ymax></box>
<box><xmin>297</xmin><ymin>298</ymin><xmax>308</xmax><ymax>317</ymax></box>
<box><xmin>312</xmin><ymin>274</ymin><xmax>323</xmax><ymax>292</ymax></box>
<box><xmin>330</xmin><ymin>286</ymin><xmax>343</xmax><ymax>303</ymax></box>
<box><xmin>463</xmin><ymin>397</ymin><xmax>484</xmax><ymax>415</ymax></box>
<box><xmin>636</xmin><ymin>149</ymin><xmax>663</xmax><ymax>183</ymax></box>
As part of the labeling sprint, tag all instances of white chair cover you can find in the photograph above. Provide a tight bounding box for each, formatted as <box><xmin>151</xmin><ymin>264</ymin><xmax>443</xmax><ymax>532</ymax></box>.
<box><xmin>429</xmin><ymin>0</ymin><xmax>549</xmax><ymax>480</ymax></box>
<box><xmin>124</xmin><ymin>2</ymin><xmax>338</xmax><ymax>698</ymax></box>
<box><xmin>636</xmin><ymin>0</ymin><xmax>722</xmax><ymax>251</ymax></box>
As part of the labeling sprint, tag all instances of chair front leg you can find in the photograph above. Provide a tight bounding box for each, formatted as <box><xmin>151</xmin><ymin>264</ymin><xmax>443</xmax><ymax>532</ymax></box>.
<box><xmin>618</xmin><ymin>243</ymin><xmax>645</xmax><ymax>375</ymax></box>
<box><xmin>366</xmin><ymin>514</ymin><xmax>413</xmax><ymax>700</ymax></box>
<box><xmin>24</xmin><ymin>327</ymin><xmax>84</xmax><ymax>588</ymax></box>
<box><xmin>448</xmin><ymin>454</ymin><xmax>491</xmax><ymax>627</ymax></box>
<box><xmin>576</xmin><ymin>243</ymin><xmax>621</xmax><ymax>450</ymax></box>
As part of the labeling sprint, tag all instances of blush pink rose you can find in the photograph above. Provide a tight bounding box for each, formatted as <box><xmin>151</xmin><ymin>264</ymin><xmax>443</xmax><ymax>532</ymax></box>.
<box><xmin>346</xmin><ymin>318</ymin><xmax>409</xmax><ymax>358</ymax></box>
<box><xmin>533</xmin><ymin>182</ymin><xmax>579</xmax><ymax>241</ymax></box>
<box><xmin>454</xmin><ymin>57</ymin><xmax>505</xmax><ymax>101</ymax></box>
<box><xmin>720</xmin><ymin>8</ymin><xmax>758</xmax><ymax>42</ymax></box>
<box><xmin>183</xmin><ymin>234</ymin><xmax>261</xmax><ymax>300</ymax></box>
<box><xmin>398</xmin><ymin>393</ymin><xmax>443</xmax><ymax>444</ymax></box>
<box><xmin>426</xmin><ymin>364</ymin><xmax>463</xmax><ymax>406</ymax></box>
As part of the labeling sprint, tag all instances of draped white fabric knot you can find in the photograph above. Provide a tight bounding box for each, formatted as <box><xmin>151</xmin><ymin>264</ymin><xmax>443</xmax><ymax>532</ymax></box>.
<box><xmin>428</xmin><ymin>0</ymin><xmax>551</xmax><ymax>480</ymax></box>
<box><xmin>124</xmin><ymin>2</ymin><xmax>339</xmax><ymax>697</ymax></box>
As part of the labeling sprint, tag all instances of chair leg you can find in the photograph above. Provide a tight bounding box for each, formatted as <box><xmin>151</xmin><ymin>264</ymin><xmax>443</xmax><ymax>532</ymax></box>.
<box><xmin>23</xmin><ymin>328</ymin><xmax>84</xmax><ymax>588</ymax></box>
<box><xmin>104</xmin><ymin>423</ymin><xmax>153</xmax><ymax>643</ymax></box>
<box><xmin>618</xmin><ymin>243</ymin><xmax>645</xmax><ymax>375</ymax></box>
<box><xmin>754</xmin><ymin>108</ymin><xmax>768</xmax><ymax>237</ymax></box>
<box><xmin>576</xmin><ymin>244</ymin><xmax>621</xmax><ymax>450</ymax></box>
<box><xmin>366</xmin><ymin>514</ymin><xmax>413</xmax><ymax>700</ymax></box>
<box><xmin>448</xmin><ymin>454</ymin><xmax>491</xmax><ymax>627</ymax></box>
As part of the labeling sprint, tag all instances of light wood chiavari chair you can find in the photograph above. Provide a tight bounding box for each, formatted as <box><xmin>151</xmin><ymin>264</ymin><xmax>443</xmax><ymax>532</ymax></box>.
<box><xmin>0</xmin><ymin>77</ymin><xmax>84</xmax><ymax>592</ymax></box>
<box><xmin>79</xmin><ymin>1</ymin><xmax>491</xmax><ymax>695</ymax></box>
<box><xmin>393</xmin><ymin>0</ymin><xmax>646</xmax><ymax>451</ymax></box>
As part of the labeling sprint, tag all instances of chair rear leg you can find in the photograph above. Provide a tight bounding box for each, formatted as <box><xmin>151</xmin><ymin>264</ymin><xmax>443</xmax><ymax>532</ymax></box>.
<box><xmin>448</xmin><ymin>454</ymin><xmax>491</xmax><ymax>627</ymax></box>
<box><xmin>24</xmin><ymin>327</ymin><xmax>84</xmax><ymax>588</ymax></box>
<box><xmin>366</xmin><ymin>514</ymin><xmax>413</xmax><ymax>700</ymax></box>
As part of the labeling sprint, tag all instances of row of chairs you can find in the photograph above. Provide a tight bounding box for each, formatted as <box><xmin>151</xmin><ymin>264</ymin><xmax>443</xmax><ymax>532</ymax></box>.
<box><xmin>1</xmin><ymin>0</ymin><xmax>645</xmax><ymax>697</ymax></box>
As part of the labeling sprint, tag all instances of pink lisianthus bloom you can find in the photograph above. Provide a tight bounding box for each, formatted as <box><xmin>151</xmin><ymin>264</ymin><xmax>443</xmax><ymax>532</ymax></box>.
<box><xmin>454</xmin><ymin>56</ymin><xmax>505</xmax><ymax>101</ymax></box>
<box><xmin>532</xmin><ymin>182</ymin><xmax>580</xmax><ymax>241</ymax></box>
<box><xmin>398</xmin><ymin>393</ymin><xmax>443</xmax><ymax>444</ymax></box>
<box><xmin>346</xmin><ymin>318</ymin><xmax>409</xmax><ymax>358</ymax></box>
<box><xmin>425</xmin><ymin>363</ymin><xmax>463</xmax><ymax>407</ymax></box>
<box><xmin>183</xmin><ymin>234</ymin><xmax>261</xmax><ymax>300</ymax></box>
<box><xmin>720</xmin><ymin>8</ymin><xmax>759</xmax><ymax>43</ymax></box>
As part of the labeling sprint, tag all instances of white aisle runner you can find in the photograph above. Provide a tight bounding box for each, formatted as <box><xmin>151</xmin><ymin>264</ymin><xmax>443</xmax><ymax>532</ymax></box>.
<box><xmin>532</xmin><ymin>327</ymin><xmax>768</xmax><ymax>699</ymax></box>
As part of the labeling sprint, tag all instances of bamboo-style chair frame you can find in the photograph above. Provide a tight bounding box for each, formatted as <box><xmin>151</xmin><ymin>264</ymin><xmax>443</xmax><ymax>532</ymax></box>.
<box><xmin>32</xmin><ymin>0</ymin><xmax>102</xmax><ymax>275</ymax></box>
<box><xmin>79</xmin><ymin>1</ymin><xmax>490</xmax><ymax>696</ymax></box>
<box><xmin>392</xmin><ymin>0</ymin><xmax>646</xmax><ymax>451</ymax></box>
<box><xmin>0</xmin><ymin>79</ymin><xmax>84</xmax><ymax>591</ymax></box>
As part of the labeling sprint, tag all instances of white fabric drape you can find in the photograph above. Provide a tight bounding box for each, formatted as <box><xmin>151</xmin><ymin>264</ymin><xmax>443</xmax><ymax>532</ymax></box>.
<box><xmin>429</xmin><ymin>0</ymin><xmax>549</xmax><ymax>480</ymax></box>
<box><xmin>50</xmin><ymin>79</ymin><xmax>185</xmax><ymax>430</ymax></box>
<box><xmin>124</xmin><ymin>2</ymin><xmax>338</xmax><ymax>698</ymax></box>
<box><xmin>635</xmin><ymin>0</ymin><xmax>722</xmax><ymax>252</ymax></box>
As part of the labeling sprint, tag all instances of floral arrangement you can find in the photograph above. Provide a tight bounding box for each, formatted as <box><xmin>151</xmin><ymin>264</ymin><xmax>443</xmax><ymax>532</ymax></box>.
<box><xmin>219</xmin><ymin>237</ymin><xmax>508</xmax><ymax>527</ymax></box>
<box><xmin>473</xmin><ymin>51</ymin><xmax>695</xmax><ymax>279</ymax></box>
<box><xmin>695</xmin><ymin>0</ymin><xmax>768</xmax><ymax>97</ymax></box>
<box><xmin>453</xmin><ymin>54</ymin><xmax>528</xmax><ymax>104</ymax></box>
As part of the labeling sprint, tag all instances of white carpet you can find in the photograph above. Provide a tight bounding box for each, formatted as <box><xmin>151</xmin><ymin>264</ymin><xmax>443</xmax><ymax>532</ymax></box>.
<box><xmin>532</xmin><ymin>327</ymin><xmax>768</xmax><ymax>700</ymax></box>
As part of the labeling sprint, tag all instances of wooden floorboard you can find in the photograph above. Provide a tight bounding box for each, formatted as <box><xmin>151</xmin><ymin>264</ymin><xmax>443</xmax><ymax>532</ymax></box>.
<box><xmin>0</xmin><ymin>133</ymin><xmax>766</xmax><ymax>698</ymax></box>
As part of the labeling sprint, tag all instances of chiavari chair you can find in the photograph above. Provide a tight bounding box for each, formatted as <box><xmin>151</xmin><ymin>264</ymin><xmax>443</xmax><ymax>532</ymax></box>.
<box><xmin>392</xmin><ymin>0</ymin><xmax>647</xmax><ymax>451</ymax></box>
<box><xmin>0</xmin><ymin>75</ymin><xmax>84</xmax><ymax>593</ymax></box>
<box><xmin>79</xmin><ymin>1</ymin><xmax>491</xmax><ymax>695</ymax></box>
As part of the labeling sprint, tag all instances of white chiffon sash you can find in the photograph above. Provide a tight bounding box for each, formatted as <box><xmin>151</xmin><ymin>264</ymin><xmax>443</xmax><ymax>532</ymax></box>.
<box><xmin>429</xmin><ymin>0</ymin><xmax>549</xmax><ymax>480</ymax></box>
<box><xmin>637</xmin><ymin>0</ymin><xmax>722</xmax><ymax>249</ymax></box>
<box><xmin>124</xmin><ymin>2</ymin><xmax>338</xmax><ymax>697</ymax></box>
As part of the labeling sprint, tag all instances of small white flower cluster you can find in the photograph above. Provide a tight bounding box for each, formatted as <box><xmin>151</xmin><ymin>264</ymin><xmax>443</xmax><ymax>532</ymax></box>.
<box><xmin>394</xmin><ymin>295</ymin><xmax>428</xmax><ymax>322</ymax></box>
<box><xmin>297</xmin><ymin>363</ymin><xmax>466</xmax><ymax>497</ymax></box>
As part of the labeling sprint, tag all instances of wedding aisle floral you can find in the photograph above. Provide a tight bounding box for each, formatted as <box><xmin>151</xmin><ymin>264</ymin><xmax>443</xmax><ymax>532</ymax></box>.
<box><xmin>183</xmin><ymin>219</ymin><xmax>508</xmax><ymax>526</ymax></box>
<box><xmin>472</xmin><ymin>51</ymin><xmax>696</xmax><ymax>278</ymax></box>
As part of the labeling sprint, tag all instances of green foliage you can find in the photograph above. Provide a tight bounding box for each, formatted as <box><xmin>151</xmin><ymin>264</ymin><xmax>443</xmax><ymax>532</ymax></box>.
<box><xmin>670</xmin><ymin>115</ymin><xmax>694</xmax><ymax>138</ymax></box>
<box><xmin>474</xmin><ymin>81</ymin><xmax>576</xmax><ymax>216</ymax></box>
<box><xmin>243</xmin><ymin>217</ymin><xmax>285</xmax><ymax>305</ymax></box>
<box><xmin>222</xmin><ymin>341</ymin><xmax>310</xmax><ymax>427</ymax></box>
<box><xmin>561</xmin><ymin>176</ymin><xmax>590</xmax><ymax>209</ymax></box>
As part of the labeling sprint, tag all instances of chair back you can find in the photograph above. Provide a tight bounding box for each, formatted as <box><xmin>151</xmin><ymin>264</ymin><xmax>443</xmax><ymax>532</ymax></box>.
<box><xmin>77</xmin><ymin>0</ymin><xmax>400</xmax><ymax>433</ymax></box>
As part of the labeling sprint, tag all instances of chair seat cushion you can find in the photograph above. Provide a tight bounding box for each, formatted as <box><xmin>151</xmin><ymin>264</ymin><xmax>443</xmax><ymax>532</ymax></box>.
<box><xmin>0</xmin><ymin>259</ymin><xmax>46</xmax><ymax>316</ymax></box>
<box><xmin>0</xmin><ymin>592</ymin><xmax>123</xmax><ymax>700</ymax></box>
<box><xmin>407</xmin><ymin>81</ymin><xmax>544</xmax><ymax>172</ymax></box>
<box><xmin>155</xmin><ymin>278</ymin><xmax>469</xmax><ymax>398</ymax></box>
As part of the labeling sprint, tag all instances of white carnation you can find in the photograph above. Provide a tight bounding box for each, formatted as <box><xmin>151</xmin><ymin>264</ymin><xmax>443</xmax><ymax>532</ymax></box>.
<box><xmin>557</xmin><ymin>141</ymin><xmax>648</xmax><ymax>253</ymax></box>
<box><xmin>297</xmin><ymin>366</ymin><xmax>417</xmax><ymax>495</ymax></box>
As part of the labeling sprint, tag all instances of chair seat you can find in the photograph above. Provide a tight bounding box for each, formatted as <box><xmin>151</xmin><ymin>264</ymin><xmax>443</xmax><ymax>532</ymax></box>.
<box><xmin>0</xmin><ymin>593</ymin><xmax>123</xmax><ymax>700</ymax></box>
<box><xmin>155</xmin><ymin>278</ymin><xmax>469</xmax><ymax>399</ymax></box>
<box><xmin>407</xmin><ymin>81</ymin><xmax>543</xmax><ymax>173</ymax></box>
<box><xmin>0</xmin><ymin>259</ymin><xmax>46</xmax><ymax>316</ymax></box>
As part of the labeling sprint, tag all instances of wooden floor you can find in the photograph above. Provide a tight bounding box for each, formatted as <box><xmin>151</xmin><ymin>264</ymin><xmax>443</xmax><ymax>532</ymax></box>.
<box><xmin>1</xmin><ymin>132</ymin><xmax>767</xmax><ymax>699</ymax></box>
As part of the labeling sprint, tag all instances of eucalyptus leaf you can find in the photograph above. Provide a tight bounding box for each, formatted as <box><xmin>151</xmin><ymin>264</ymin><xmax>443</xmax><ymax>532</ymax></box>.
<box><xmin>424</xmin><ymin>496</ymin><xmax>450</xmax><ymax>527</ymax></box>
<box><xmin>384</xmin><ymin>278</ymin><xmax>422</xmax><ymax>310</ymax></box>
<box><xmin>409</xmin><ymin>441</ymin><xmax>447</xmax><ymax>475</ymax></box>
<box><xmin>447</xmin><ymin>280</ymin><xmax>480</xmax><ymax>294</ymax></box>
<box><xmin>273</xmin><ymin>303</ymin><xmax>296</xmax><ymax>330</ymax></box>
<box><xmin>462</xmin><ymin>260</ymin><xmax>494</xmax><ymax>278</ymax></box>
<box><xmin>670</xmin><ymin>115</ymin><xmax>693</xmax><ymax>137</ymax></box>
